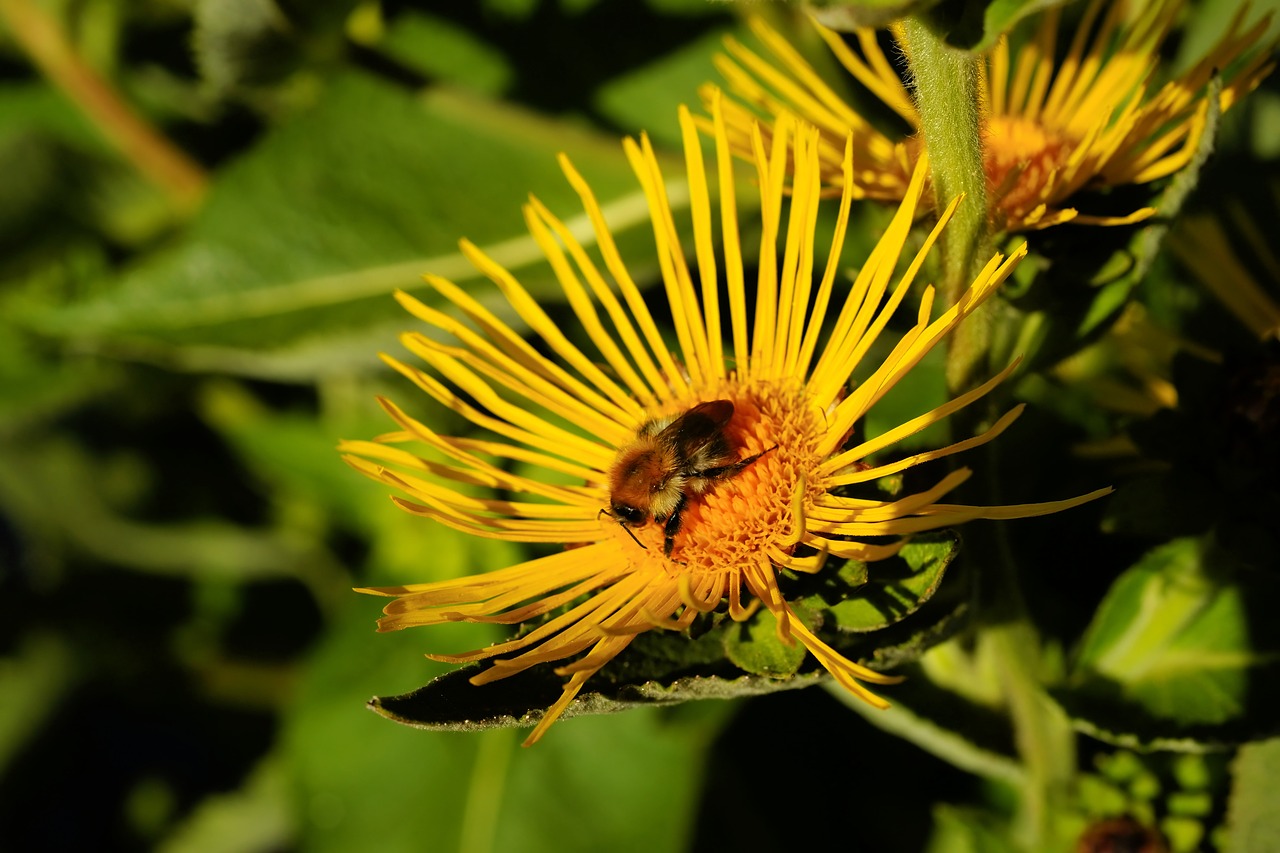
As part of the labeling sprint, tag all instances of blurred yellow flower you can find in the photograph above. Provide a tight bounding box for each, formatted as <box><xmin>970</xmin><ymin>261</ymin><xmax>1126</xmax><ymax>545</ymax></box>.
<box><xmin>343</xmin><ymin>100</ymin><xmax>1110</xmax><ymax>746</ymax></box>
<box><xmin>708</xmin><ymin>1</ymin><xmax>1273</xmax><ymax>232</ymax></box>
<box><xmin>1172</xmin><ymin>202</ymin><xmax>1280</xmax><ymax>341</ymax></box>
<box><xmin>1056</xmin><ymin>303</ymin><xmax>1186</xmax><ymax>420</ymax></box>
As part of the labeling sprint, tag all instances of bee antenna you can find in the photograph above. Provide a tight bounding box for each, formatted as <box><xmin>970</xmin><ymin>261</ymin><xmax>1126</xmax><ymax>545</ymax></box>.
<box><xmin>598</xmin><ymin>508</ymin><xmax>648</xmax><ymax>551</ymax></box>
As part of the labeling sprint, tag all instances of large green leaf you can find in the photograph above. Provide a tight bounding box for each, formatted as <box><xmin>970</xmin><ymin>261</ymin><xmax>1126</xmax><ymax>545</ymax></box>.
<box><xmin>284</xmin><ymin>598</ymin><xmax>725</xmax><ymax>853</ymax></box>
<box><xmin>1058</xmin><ymin>538</ymin><xmax>1280</xmax><ymax>750</ymax></box>
<box><xmin>23</xmin><ymin>74</ymin><xmax>656</xmax><ymax>380</ymax></box>
<box><xmin>370</xmin><ymin>663</ymin><xmax>829</xmax><ymax>734</ymax></box>
<box><xmin>1223</xmin><ymin>738</ymin><xmax>1280</xmax><ymax>853</ymax></box>
<box><xmin>367</xmin><ymin>534</ymin><xmax>966</xmax><ymax>733</ymax></box>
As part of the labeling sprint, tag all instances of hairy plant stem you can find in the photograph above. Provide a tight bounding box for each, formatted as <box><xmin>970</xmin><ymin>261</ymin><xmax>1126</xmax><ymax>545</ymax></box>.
<box><xmin>901</xmin><ymin>15</ymin><xmax>1073</xmax><ymax>848</ymax></box>
<box><xmin>0</xmin><ymin>0</ymin><xmax>208</xmax><ymax>215</ymax></box>
<box><xmin>898</xmin><ymin>16</ymin><xmax>992</xmax><ymax>394</ymax></box>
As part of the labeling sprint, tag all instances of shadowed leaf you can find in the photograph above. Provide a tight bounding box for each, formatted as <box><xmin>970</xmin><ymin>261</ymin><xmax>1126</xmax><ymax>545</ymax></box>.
<box><xmin>368</xmin><ymin>532</ymin><xmax>967</xmax><ymax>733</ymax></box>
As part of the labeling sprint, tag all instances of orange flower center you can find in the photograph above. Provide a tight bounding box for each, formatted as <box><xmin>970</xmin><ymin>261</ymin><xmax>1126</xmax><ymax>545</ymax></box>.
<box><xmin>982</xmin><ymin>115</ymin><xmax>1074</xmax><ymax>218</ymax></box>
<box><xmin>604</xmin><ymin>379</ymin><xmax>826</xmax><ymax>576</ymax></box>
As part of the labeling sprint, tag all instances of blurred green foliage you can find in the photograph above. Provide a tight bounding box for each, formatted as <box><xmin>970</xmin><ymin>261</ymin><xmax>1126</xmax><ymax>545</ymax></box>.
<box><xmin>1</xmin><ymin>0</ymin><xmax>1278</xmax><ymax>851</ymax></box>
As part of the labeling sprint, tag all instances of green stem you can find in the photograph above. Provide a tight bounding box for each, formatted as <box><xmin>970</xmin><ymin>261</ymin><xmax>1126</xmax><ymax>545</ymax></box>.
<box><xmin>458</xmin><ymin>728</ymin><xmax>514</xmax><ymax>853</ymax></box>
<box><xmin>898</xmin><ymin>15</ymin><xmax>992</xmax><ymax>393</ymax></box>
<box><xmin>901</xmin><ymin>19</ymin><xmax>1076</xmax><ymax>846</ymax></box>
<box><xmin>968</xmin><ymin>439</ymin><xmax>1075</xmax><ymax>848</ymax></box>
<box><xmin>0</xmin><ymin>0</ymin><xmax>208</xmax><ymax>215</ymax></box>
<box><xmin>986</xmin><ymin>624</ymin><xmax>1076</xmax><ymax>846</ymax></box>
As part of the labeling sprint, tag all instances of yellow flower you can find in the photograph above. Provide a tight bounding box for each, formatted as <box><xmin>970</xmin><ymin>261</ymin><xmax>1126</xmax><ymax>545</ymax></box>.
<box><xmin>1171</xmin><ymin>203</ymin><xmax>1280</xmax><ymax>341</ymax></box>
<box><xmin>708</xmin><ymin>1</ymin><xmax>1274</xmax><ymax>232</ymax></box>
<box><xmin>342</xmin><ymin>99</ymin><xmax>1110</xmax><ymax>746</ymax></box>
<box><xmin>1054</xmin><ymin>303</ymin><xmax>1188</xmax><ymax>421</ymax></box>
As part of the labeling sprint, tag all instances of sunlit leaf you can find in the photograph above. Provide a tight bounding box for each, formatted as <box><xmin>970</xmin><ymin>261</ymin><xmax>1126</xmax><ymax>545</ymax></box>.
<box><xmin>795</xmin><ymin>532</ymin><xmax>960</xmax><ymax>633</ymax></box>
<box><xmin>1223</xmin><ymin>738</ymin><xmax>1280</xmax><ymax>853</ymax></box>
<box><xmin>1059</xmin><ymin>538</ymin><xmax>1280</xmax><ymax>749</ymax></box>
<box><xmin>722</xmin><ymin>607</ymin><xmax>809</xmax><ymax>677</ymax></box>
<box><xmin>23</xmin><ymin>75</ymin><xmax>652</xmax><ymax>380</ymax></box>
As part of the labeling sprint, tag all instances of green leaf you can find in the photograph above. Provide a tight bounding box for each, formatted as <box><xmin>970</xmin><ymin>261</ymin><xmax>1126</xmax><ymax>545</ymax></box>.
<box><xmin>809</xmin><ymin>0</ymin><xmax>1069</xmax><ymax>51</ymax></box>
<box><xmin>0</xmin><ymin>330</ymin><xmax>121</xmax><ymax>435</ymax></box>
<box><xmin>286</xmin><ymin>599</ymin><xmax>724</xmax><ymax>853</ymax></box>
<box><xmin>0</xmin><ymin>85</ymin><xmax>174</xmax><ymax>247</ymax></box>
<box><xmin>369</xmin><ymin>532</ymin><xmax>967</xmax><ymax>734</ymax></box>
<box><xmin>862</xmin><ymin>341</ymin><xmax>950</xmax><ymax>454</ymax></box>
<box><xmin>198</xmin><ymin>381</ymin><xmax>392</xmax><ymax>524</ymax></box>
<box><xmin>1001</xmin><ymin>74</ymin><xmax>1224</xmax><ymax>376</ymax></box>
<box><xmin>1059</xmin><ymin>537</ymin><xmax>1280</xmax><ymax>749</ymax></box>
<box><xmin>276</xmin><ymin>0</ymin><xmax>363</xmax><ymax>32</ymax></box>
<box><xmin>376</xmin><ymin>11</ymin><xmax>514</xmax><ymax>95</ymax></box>
<box><xmin>926</xmin><ymin>805</ymin><xmax>1019</xmax><ymax>853</ymax></box>
<box><xmin>156</xmin><ymin>754</ymin><xmax>295</xmax><ymax>853</ymax></box>
<box><xmin>1074</xmin><ymin>76</ymin><xmax>1223</xmax><ymax>339</ymax></box>
<box><xmin>807</xmin><ymin>0</ymin><xmax>941</xmax><ymax>31</ymax></box>
<box><xmin>0</xmin><ymin>83</ymin><xmax>103</xmax><ymax>151</ymax></box>
<box><xmin>594</xmin><ymin>24</ymin><xmax>737</xmax><ymax>146</ymax></box>
<box><xmin>1223</xmin><ymin>738</ymin><xmax>1280</xmax><ymax>853</ymax></box>
<box><xmin>722</xmin><ymin>608</ymin><xmax>808</xmax><ymax>677</ymax></box>
<box><xmin>962</xmin><ymin>0</ymin><xmax>1071</xmax><ymax>52</ymax></box>
<box><xmin>370</xmin><ymin>659</ymin><xmax>828</xmax><ymax>734</ymax></box>
<box><xmin>0</xmin><ymin>130</ymin><xmax>62</xmax><ymax>239</ymax></box>
<box><xmin>24</xmin><ymin>74</ymin><xmax>652</xmax><ymax>380</ymax></box>
<box><xmin>0</xmin><ymin>436</ymin><xmax>328</xmax><ymax>582</ymax></box>
<box><xmin>0</xmin><ymin>635</ymin><xmax>76</xmax><ymax>777</ymax></box>
<box><xmin>794</xmin><ymin>531</ymin><xmax>960</xmax><ymax>633</ymax></box>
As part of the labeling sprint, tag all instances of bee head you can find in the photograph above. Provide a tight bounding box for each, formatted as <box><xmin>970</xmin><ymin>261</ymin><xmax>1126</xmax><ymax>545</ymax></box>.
<box><xmin>611</xmin><ymin>504</ymin><xmax>647</xmax><ymax>525</ymax></box>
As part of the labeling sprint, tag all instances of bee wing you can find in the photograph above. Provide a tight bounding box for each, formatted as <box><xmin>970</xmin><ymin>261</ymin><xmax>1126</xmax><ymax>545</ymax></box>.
<box><xmin>686</xmin><ymin>400</ymin><xmax>734</xmax><ymax>426</ymax></box>
<box><xmin>660</xmin><ymin>400</ymin><xmax>734</xmax><ymax>458</ymax></box>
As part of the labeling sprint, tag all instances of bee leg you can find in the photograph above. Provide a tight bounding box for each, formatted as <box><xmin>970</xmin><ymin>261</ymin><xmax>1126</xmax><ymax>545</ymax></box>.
<box><xmin>696</xmin><ymin>444</ymin><xmax>779</xmax><ymax>481</ymax></box>
<box><xmin>662</xmin><ymin>494</ymin><xmax>688</xmax><ymax>557</ymax></box>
